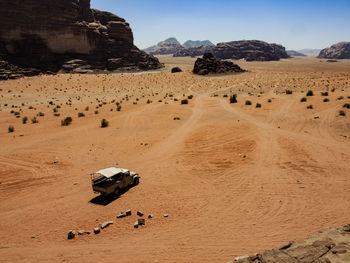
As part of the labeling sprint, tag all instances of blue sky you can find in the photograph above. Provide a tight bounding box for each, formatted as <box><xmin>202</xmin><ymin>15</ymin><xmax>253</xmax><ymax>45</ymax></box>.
<box><xmin>90</xmin><ymin>0</ymin><xmax>350</xmax><ymax>50</ymax></box>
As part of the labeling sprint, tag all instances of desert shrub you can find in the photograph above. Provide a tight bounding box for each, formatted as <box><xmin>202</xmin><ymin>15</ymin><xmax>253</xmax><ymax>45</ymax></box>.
<box><xmin>147</xmin><ymin>99</ymin><xmax>152</xmax><ymax>104</ymax></box>
<box><xmin>31</xmin><ymin>117</ymin><xmax>39</xmax><ymax>124</ymax></box>
<box><xmin>117</xmin><ymin>105</ymin><xmax>122</xmax><ymax>111</ymax></box>
<box><xmin>331</xmin><ymin>88</ymin><xmax>336</xmax><ymax>92</ymax></box>
<box><xmin>53</xmin><ymin>108</ymin><xmax>58</xmax><ymax>113</ymax></box>
<box><xmin>339</xmin><ymin>110</ymin><xmax>346</xmax><ymax>116</ymax></box>
<box><xmin>223</xmin><ymin>94</ymin><xmax>228</xmax><ymax>98</ymax></box>
<box><xmin>78</xmin><ymin>112</ymin><xmax>85</xmax><ymax>117</ymax></box>
<box><xmin>300</xmin><ymin>97</ymin><xmax>307</xmax><ymax>102</ymax></box>
<box><xmin>174</xmin><ymin>98</ymin><xmax>178</xmax><ymax>102</ymax></box>
<box><xmin>85</xmin><ymin>106</ymin><xmax>89</xmax><ymax>111</ymax></box>
<box><xmin>61</xmin><ymin>117</ymin><xmax>72</xmax><ymax>126</ymax></box>
<box><xmin>94</xmin><ymin>110</ymin><xmax>99</xmax><ymax>114</ymax></box>
<box><xmin>22</xmin><ymin>117</ymin><xmax>28</xmax><ymax>124</ymax></box>
<box><xmin>337</xmin><ymin>96</ymin><xmax>344</xmax><ymax>100</ymax></box>
<box><xmin>285</xmin><ymin>90</ymin><xmax>293</xmax><ymax>94</ymax></box>
<box><xmin>173</xmin><ymin>117</ymin><xmax>181</xmax><ymax>120</ymax></box>
<box><xmin>306</xmin><ymin>90</ymin><xmax>314</xmax><ymax>96</ymax></box>
<box><xmin>101</xmin><ymin>119</ymin><xmax>109</xmax><ymax>128</ymax></box>
<box><xmin>38</xmin><ymin>112</ymin><xmax>45</xmax><ymax>117</ymax></box>
<box><xmin>181</xmin><ymin>99</ymin><xmax>188</xmax><ymax>105</ymax></box>
<box><xmin>245</xmin><ymin>100</ymin><xmax>252</xmax><ymax>105</ymax></box>
<box><xmin>256</xmin><ymin>103</ymin><xmax>262</xmax><ymax>108</ymax></box>
<box><xmin>307</xmin><ymin>105</ymin><xmax>313</xmax><ymax>109</ymax></box>
<box><xmin>323</xmin><ymin>98</ymin><xmax>329</xmax><ymax>102</ymax></box>
<box><xmin>54</xmin><ymin>113</ymin><xmax>60</xmax><ymax>117</ymax></box>
<box><xmin>230</xmin><ymin>94</ymin><xmax>237</xmax><ymax>104</ymax></box>
<box><xmin>321</xmin><ymin>92</ymin><xmax>329</xmax><ymax>96</ymax></box>
<box><xmin>343</xmin><ymin>103</ymin><xmax>350</xmax><ymax>109</ymax></box>
<box><xmin>268</xmin><ymin>99</ymin><xmax>272</xmax><ymax>103</ymax></box>
<box><xmin>188</xmin><ymin>95</ymin><xmax>193</xmax><ymax>99</ymax></box>
<box><xmin>8</xmin><ymin>125</ymin><xmax>14</xmax><ymax>133</ymax></box>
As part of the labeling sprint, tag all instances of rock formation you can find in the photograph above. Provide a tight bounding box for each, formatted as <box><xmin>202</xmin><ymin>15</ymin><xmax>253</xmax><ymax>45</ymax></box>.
<box><xmin>0</xmin><ymin>0</ymin><xmax>162</xmax><ymax>76</ymax></box>
<box><xmin>318</xmin><ymin>42</ymin><xmax>350</xmax><ymax>59</ymax></box>
<box><xmin>287</xmin><ymin>50</ymin><xmax>307</xmax><ymax>57</ymax></box>
<box><xmin>173</xmin><ymin>45</ymin><xmax>214</xmax><ymax>57</ymax></box>
<box><xmin>183</xmin><ymin>40</ymin><xmax>214</xmax><ymax>48</ymax></box>
<box><xmin>143</xmin><ymin>38</ymin><xmax>183</xmax><ymax>55</ymax></box>
<box><xmin>212</xmin><ymin>40</ymin><xmax>290</xmax><ymax>61</ymax></box>
<box><xmin>193</xmin><ymin>53</ymin><xmax>245</xmax><ymax>75</ymax></box>
<box><xmin>231</xmin><ymin>224</ymin><xmax>350</xmax><ymax>263</ymax></box>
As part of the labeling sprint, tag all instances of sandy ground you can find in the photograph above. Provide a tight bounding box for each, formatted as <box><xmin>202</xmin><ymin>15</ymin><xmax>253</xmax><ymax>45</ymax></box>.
<box><xmin>0</xmin><ymin>56</ymin><xmax>349</xmax><ymax>263</ymax></box>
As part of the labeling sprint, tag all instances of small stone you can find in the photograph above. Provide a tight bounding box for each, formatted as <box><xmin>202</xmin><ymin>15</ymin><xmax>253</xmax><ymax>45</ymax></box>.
<box><xmin>299</xmin><ymin>186</ymin><xmax>305</xmax><ymax>189</ymax></box>
<box><xmin>94</xmin><ymin>227</ymin><xmax>100</xmax><ymax>234</ymax></box>
<box><xmin>137</xmin><ymin>211</ymin><xmax>144</xmax><ymax>217</ymax></box>
<box><xmin>117</xmin><ymin>213</ymin><xmax>126</xmax><ymax>219</ymax></box>
<box><xmin>31</xmin><ymin>235</ymin><xmax>36</xmax><ymax>239</ymax></box>
<box><xmin>148</xmin><ymin>214</ymin><xmax>153</xmax><ymax>219</ymax></box>
<box><xmin>138</xmin><ymin>218</ymin><xmax>145</xmax><ymax>225</ymax></box>
<box><xmin>134</xmin><ymin>222</ymin><xmax>139</xmax><ymax>228</ymax></box>
<box><xmin>73</xmin><ymin>182</ymin><xmax>78</xmax><ymax>185</ymax></box>
<box><xmin>67</xmin><ymin>230</ymin><xmax>75</xmax><ymax>240</ymax></box>
<box><xmin>78</xmin><ymin>230</ymin><xmax>90</xmax><ymax>236</ymax></box>
<box><xmin>163</xmin><ymin>214</ymin><xmax>169</xmax><ymax>218</ymax></box>
<box><xmin>126</xmin><ymin>210</ymin><xmax>132</xmax><ymax>216</ymax></box>
<box><xmin>100</xmin><ymin>221</ymin><xmax>113</xmax><ymax>229</ymax></box>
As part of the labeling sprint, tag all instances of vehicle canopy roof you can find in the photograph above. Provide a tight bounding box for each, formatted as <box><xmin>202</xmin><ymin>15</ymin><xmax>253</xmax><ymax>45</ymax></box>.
<box><xmin>95</xmin><ymin>167</ymin><xmax>129</xmax><ymax>178</ymax></box>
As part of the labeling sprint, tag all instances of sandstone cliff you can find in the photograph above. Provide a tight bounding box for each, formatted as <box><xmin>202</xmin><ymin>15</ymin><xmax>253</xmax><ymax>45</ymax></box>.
<box><xmin>318</xmin><ymin>42</ymin><xmax>350</xmax><ymax>59</ymax></box>
<box><xmin>173</xmin><ymin>45</ymin><xmax>214</xmax><ymax>57</ymax></box>
<box><xmin>0</xmin><ymin>0</ymin><xmax>161</xmax><ymax>76</ymax></box>
<box><xmin>213</xmin><ymin>40</ymin><xmax>289</xmax><ymax>61</ymax></box>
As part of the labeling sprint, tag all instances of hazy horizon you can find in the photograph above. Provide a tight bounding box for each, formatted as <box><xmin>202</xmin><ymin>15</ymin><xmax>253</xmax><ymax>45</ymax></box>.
<box><xmin>91</xmin><ymin>0</ymin><xmax>350</xmax><ymax>51</ymax></box>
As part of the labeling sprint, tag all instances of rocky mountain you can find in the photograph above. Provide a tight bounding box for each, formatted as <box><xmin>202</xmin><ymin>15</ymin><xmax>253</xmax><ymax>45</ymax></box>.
<box><xmin>213</xmin><ymin>40</ymin><xmax>290</xmax><ymax>61</ymax></box>
<box><xmin>183</xmin><ymin>40</ymin><xmax>214</xmax><ymax>48</ymax></box>
<box><xmin>0</xmin><ymin>0</ymin><xmax>161</xmax><ymax>77</ymax></box>
<box><xmin>193</xmin><ymin>53</ymin><xmax>244</xmax><ymax>75</ymax></box>
<box><xmin>318</xmin><ymin>42</ymin><xmax>350</xmax><ymax>59</ymax></box>
<box><xmin>143</xmin><ymin>38</ymin><xmax>183</xmax><ymax>55</ymax></box>
<box><xmin>287</xmin><ymin>50</ymin><xmax>307</xmax><ymax>57</ymax></box>
<box><xmin>173</xmin><ymin>45</ymin><xmax>214</xmax><ymax>57</ymax></box>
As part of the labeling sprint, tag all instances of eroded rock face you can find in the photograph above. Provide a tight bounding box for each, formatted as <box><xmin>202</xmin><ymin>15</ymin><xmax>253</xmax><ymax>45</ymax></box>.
<box><xmin>0</xmin><ymin>0</ymin><xmax>161</xmax><ymax>74</ymax></box>
<box><xmin>213</xmin><ymin>40</ymin><xmax>289</xmax><ymax>61</ymax></box>
<box><xmin>318</xmin><ymin>42</ymin><xmax>350</xmax><ymax>59</ymax></box>
<box><xmin>287</xmin><ymin>50</ymin><xmax>307</xmax><ymax>57</ymax></box>
<box><xmin>193</xmin><ymin>53</ymin><xmax>245</xmax><ymax>75</ymax></box>
<box><xmin>231</xmin><ymin>224</ymin><xmax>350</xmax><ymax>263</ymax></box>
<box><xmin>173</xmin><ymin>45</ymin><xmax>214</xmax><ymax>57</ymax></box>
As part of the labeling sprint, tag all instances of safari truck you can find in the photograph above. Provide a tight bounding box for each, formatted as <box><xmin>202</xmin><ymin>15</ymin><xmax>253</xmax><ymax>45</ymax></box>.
<box><xmin>91</xmin><ymin>167</ymin><xmax>140</xmax><ymax>196</ymax></box>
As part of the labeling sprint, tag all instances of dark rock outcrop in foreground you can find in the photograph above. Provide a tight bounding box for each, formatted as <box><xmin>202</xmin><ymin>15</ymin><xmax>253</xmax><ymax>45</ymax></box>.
<box><xmin>287</xmin><ymin>50</ymin><xmax>307</xmax><ymax>57</ymax></box>
<box><xmin>174</xmin><ymin>45</ymin><xmax>214</xmax><ymax>57</ymax></box>
<box><xmin>0</xmin><ymin>0</ymin><xmax>161</xmax><ymax>77</ymax></box>
<box><xmin>213</xmin><ymin>40</ymin><xmax>290</xmax><ymax>61</ymax></box>
<box><xmin>318</xmin><ymin>42</ymin><xmax>350</xmax><ymax>59</ymax></box>
<box><xmin>231</xmin><ymin>224</ymin><xmax>350</xmax><ymax>263</ymax></box>
<box><xmin>193</xmin><ymin>53</ymin><xmax>244</xmax><ymax>75</ymax></box>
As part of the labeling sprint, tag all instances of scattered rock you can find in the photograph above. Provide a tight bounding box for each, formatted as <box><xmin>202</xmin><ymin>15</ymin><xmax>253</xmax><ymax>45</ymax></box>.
<box><xmin>163</xmin><ymin>214</ymin><xmax>169</xmax><ymax>218</ymax></box>
<box><xmin>137</xmin><ymin>211</ymin><xmax>144</xmax><ymax>217</ymax></box>
<box><xmin>138</xmin><ymin>218</ymin><xmax>145</xmax><ymax>226</ymax></box>
<box><xmin>117</xmin><ymin>213</ymin><xmax>126</xmax><ymax>219</ymax></box>
<box><xmin>134</xmin><ymin>221</ymin><xmax>139</xmax><ymax>228</ymax></box>
<box><xmin>93</xmin><ymin>227</ymin><xmax>101</xmax><ymax>234</ymax></box>
<box><xmin>67</xmin><ymin>230</ymin><xmax>75</xmax><ymax>240</ymax></box>
<box><xmin>100</xmin><ymin>221</ymin><xmax>113</xmax><ymax>229</ymax></box>
<box><xmin>126</xmin><ymin>210</ymin><xmax>132</xmax><ymax>216</ymax></box>
<box><xmin>193</xmin><ymin>53</ymin><xmax>245</xmax><ymax>75</ymax></box>
<box><xmin>78</xmin><ymin>230</ymin><xmax>90</xmax><ymax>236</ymax></box>
<box><xmin>148</xmin><ymin>214</ymin><xmax>153</xmax><ymax>219</ymax></box>
<box><xmin>171</xmin><ymin>67</ymin><xmax>182</xmax><ymax>73</ymax></box>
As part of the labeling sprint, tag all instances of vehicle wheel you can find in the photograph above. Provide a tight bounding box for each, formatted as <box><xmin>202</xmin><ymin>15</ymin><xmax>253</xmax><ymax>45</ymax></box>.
<box><xmin>133</xmin><ymin>177</ymin><xmax>139</xmax><ymax>186</ymax></box>
<box><xmin>114</xmin><ymin>187</ymin><xmax>120</xmax><ymax>196</ymax></box>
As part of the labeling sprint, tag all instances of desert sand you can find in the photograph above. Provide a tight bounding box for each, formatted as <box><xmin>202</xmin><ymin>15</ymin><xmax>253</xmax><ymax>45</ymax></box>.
<box><xmin>0</xmin><ymin>56</ymin><xmax>349</xmax><ymax>263</ymax></box>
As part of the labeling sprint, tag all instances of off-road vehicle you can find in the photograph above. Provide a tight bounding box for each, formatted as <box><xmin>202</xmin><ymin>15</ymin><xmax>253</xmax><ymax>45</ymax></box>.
<box><xmin>91</xmin><ymin>167</ymin><xmax>140</xmax><ymax>196</ymax></box>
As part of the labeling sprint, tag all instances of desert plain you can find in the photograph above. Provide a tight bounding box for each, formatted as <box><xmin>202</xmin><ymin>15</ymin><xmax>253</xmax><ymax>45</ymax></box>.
<box><xmin>0</xmin><ymin>56</ymin><xmax>349</xmax><ymax>262</ymax></box>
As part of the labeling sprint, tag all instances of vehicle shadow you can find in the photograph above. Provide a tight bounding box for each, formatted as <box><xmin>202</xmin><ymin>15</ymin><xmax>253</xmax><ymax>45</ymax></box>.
<box><xmin>89</xmin><ymin>185</ymin><xmax>134</xmax><ymax>206</ymax></box>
